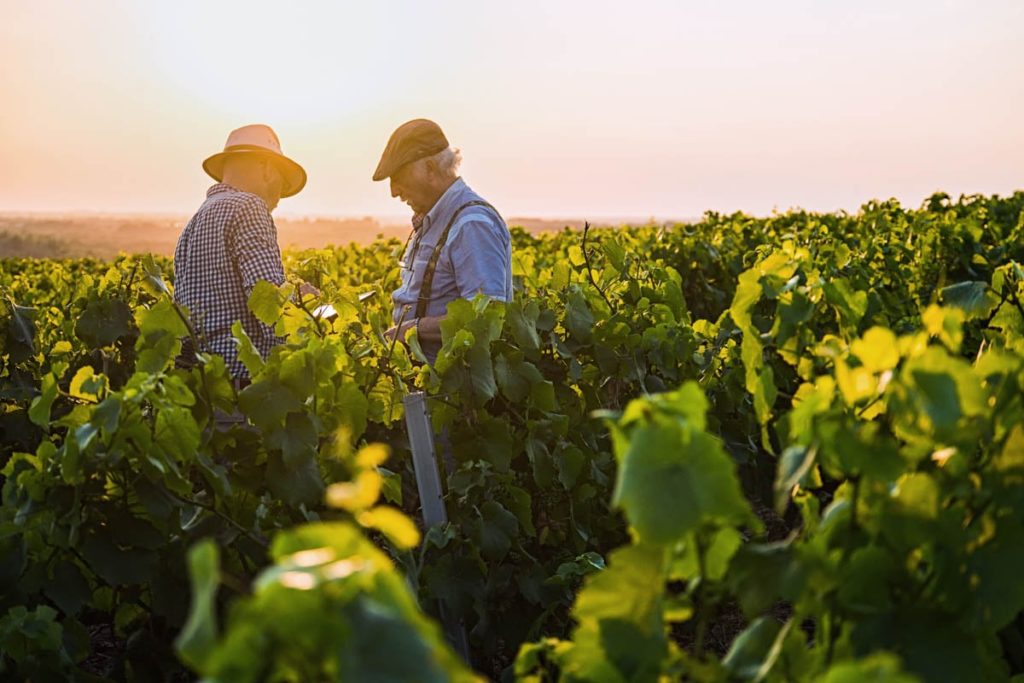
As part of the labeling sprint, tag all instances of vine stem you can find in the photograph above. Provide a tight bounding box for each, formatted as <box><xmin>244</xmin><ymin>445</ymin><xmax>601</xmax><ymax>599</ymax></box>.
<box><xmin>848</xmin><ymin>476</ymin><xmax>861</xmax><ymax>531</ymax></box>
<box><xmin>693</xmin><ymin>533</ymin><xmax>711</xmax><ymax>659</ymax></box>
<box><xmin>582</xmin><ymin>221</ymin><xmax>616</xmax><ymax>314</ymax></box>
<box><xmin>170</xmin><ymin>297</ymin><xmax>205</xmax><ymax>356</ymax></box>
<box><xmin>120</xmin><ymin>260</ymin><xmax>139</xmax><ymax>299</ymax></box>
<box><xmin>365</xmin><ymin>305</ymin><xmax>411</xmax><ymax>398</ymax></box>
<box><xmin>1007</xmin><ymin>284</ymin><xmax>1024</xmax><ymax>324</ymax></box>
<box><xmin>292</xmin><ymin>286</ymin><xmax>326</xmax><ymax>338</ymax></box>
<box><xmin>825</xmin><ymin>475</ymin><xmax>862</xmax><ymax>664</ymax></box>
<box><xmin>168</xmin><ymin>490</ymin><xmax>268</xmax><ymax>548</ymax></box>
<box><xmin>167</xmin><ymin>297</ymin><xmax>219</xmax><ymax>427</ymax></box>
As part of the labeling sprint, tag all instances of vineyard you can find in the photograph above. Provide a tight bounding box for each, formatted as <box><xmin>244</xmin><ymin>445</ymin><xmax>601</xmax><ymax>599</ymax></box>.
<box><xmin>2</xmin><ymin>191</ymin><xmax>1024</xmax><ymax>682</ymax></box>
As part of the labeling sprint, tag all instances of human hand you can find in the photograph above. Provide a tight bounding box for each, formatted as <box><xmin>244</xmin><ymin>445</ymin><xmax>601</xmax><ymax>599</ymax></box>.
<box><xmin>384</xmin><ymin>319</ymin><xmax>416</xmax><ymax>343</ymax></box>
<box><xmin>297</xmin><ymin>282</ymin><xmax>321</xmax><ymax>299</ymax></box>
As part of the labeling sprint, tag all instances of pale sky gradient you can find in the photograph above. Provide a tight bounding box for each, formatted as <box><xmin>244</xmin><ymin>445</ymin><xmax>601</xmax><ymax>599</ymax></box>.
<box><xmin>1</xmin><ymin>0</ymin><xmax>1021</xmax><ymax>219</ymax></box>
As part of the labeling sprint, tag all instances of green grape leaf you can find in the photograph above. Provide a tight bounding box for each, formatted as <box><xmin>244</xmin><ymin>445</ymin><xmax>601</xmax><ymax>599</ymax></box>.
<box><xmin>743</xmin><ymin>333</ymin><xmax>778</xmax><ymax>430</ymax></box>
<box><xmin>136</xmin><ymin>299</ymin><xmax>188</xmax><ymax>339</ymax></box>
<box><xmin>267</xmin><ymin>521</ymin><xmax>370</xmax><ymax>562</ymax></box>
<box><xmin>154</xmin><ymin>406</ymin><xmax>201</xmax><ymax>463</ymax></box>
<box><xmin>279</xmin><ymin>350</ymin><xmax>315</xmax><ymax>399</ymax></box>
<box><xmin>565</xmin><ymin>290</ymin><xmax>595</xmax><ymax>342</ymax></box>
<box><xmin>993</xmin><ymin>424</ymin><xmax>1024</xmax><ymax>473</ymax></box>
<box><xmin>668</xmin><ymin>527</ymin><xmax>744</xmax><ymax>582</ymax></box>
<box><xmin>69</xmin><ymin>366</ymin><xmax>106</xmax><ymax>402</ymax></box>
<box><xmin>141</xmin><ymin>254</ymin><xmax>172</xmax><ymax>296</ymax></box>
<box><xmin>80</xmin><ymin>529</ymin><xmax>157</xmax><ymax>586</ymax></box>
<box><xmin>967</xmin><ymin>518</ymin><xmax>1024</xmax><ymax>630</ymax></box>
<box><xmin>613</xmin><ymin>422</ymin><xmax>751</xmax><ymax>545</ymax></box>
<box><xmin>5</xmin><ymin>299</ymin><xmax>37</xmax><ymax>361</ymax></box>
<box><xmin>728</xmin><ymin>541</ymin><xmax>809</xmax><ymax>618</ymax></box>
<box><xmin>133</xmin><ymin>476</ymin><xmax>177</xmax><ymax>520</ymax></box>
<box><xmin>529</xmin><ymin>379</ymin><xmax>557</xmax><ymax>412</ymax></box>
<box><xmin>44</xmin><ymin>561</ymin><xmax>91</xmax><ymax>617</ymax></box>
<box><xmin>238</xmin><ymin>380</ymin><xmax>302</xmax><ymax>429</ymax></box>
<box><xmin>836</xmin><ymin>546</ymin><xmax>896</xmax><ymax>614</ymax></box>
<box><xmin>267</xmin><ymin>450</ymin><xmax>324</xmax><ymax>508</ymax></box>
<box><xmin>248</xmin><ymin>280</ymin><xmax>284</xmax><ymax>326</ymax></box>
<box><xmin>774</xmin><ymin>445</ymin><xmax>817</xmax><ymax>513</ymax></box>
<box><xmin>851</xmin><ymin>327</ymin><xmax>900</xmax><ymax>373</ymax></box>
<box><xmin>28</xmin><ymin>373</ymin><xmax>58</xmax><ymax>428</ymax></box>
<box><xmin>357</xmin><ymin>506</ymin><xmax>420</xmax><ymax>550</ymax></box>
<box><xmin>75</xmin><ymin>297</ymin><xmax>133</xmax><ymax>348</ymax></box>
<box><xmin>922</xmin><ymin>304</ymin><xmax>965</xmax><ymax>351</ymax></box>
<box><xmin>466</xmin><ymin>343</ymin><xmax>497</xmax><ymax>401</ymax></box>
<box><xmin>601</xmin><ymin>238</ymin><xmax>626</xmax><ymax>272</ymax></box>
<box><xmin>471</xmin><ymin>501</ymin><xmax>519</xmax><ymax>562</ymax></box>
<box><xmin>335</xmin><ymin>597</ymin><xmax>458</xmax><ymax>683</ymax></box>
<box><xmin>507</xmin><ymin>301</ymin><xmax>541</xmax><ymax>353</ymax></box>
<box><xmin>816</xmin><ymin>653</ymin><xmax>918</xmax><ymax>683</ymax></box>
<box><xmin>823</xmin><ymin>278</ymin><xmax>868</xmax><ymax>330</ymax></box>
<box><xmin>555</xmin><ymin>445</ymin><xmax>586</xmax><ymax>490</ymax></box>
<box><xmin>564</xmin><ymin>543</ymin><xmax>667</xmax><ymax>681</ymax></box>
<box><xmin>231</xmin><ymin>320</ymin><xmax>265</xmax><ymax>376</ymax></box>
<box><xmin>940</xmin><ymin>280</ymin><xmax>999</xmax><ymax>319</ymax></box>
<box><xmin>849</xmin><ymin>611</ymin><xmax>999</xmax><ymax>682</ymax></box>
<box><xmin>266</xmin><ymin>412</ymin><xmax>318</xmax><ymax>467</ymax></box>
<box><xmin>175</xmin><ymin>539</ymin><xmax>220</xmax><ymax>670</ymax></box>
<box><xmin>73</xmin><ymin>422</ymin><xmax>99</xmax><ymax>453</ymax></box>
<box><xmin>619</xmin><ymin>381</ymin><xmax>708</xmax><ymax>431</ymax></box>
<box><xmin>378</xmin><ymin>467</ymin><xmax>403</xmax><ymax>506</ymax></box>
<box><xmin>507</xmin><ymin>486</ymin><xmax>537</xmax><ymax>537</ymax></box>
<box><xmin>527</xmin><ymin>438</ymin><xmax>557</xmax><ymax>488</ymax></box>
<box><xmin>897</xmin><ymin>347</ymin><xmax>986</xmax><ymax>437</ymax></box>
<box><xmin>723</xmin><ymin>616</ymin><xmax>792</xmax><ymax>681</ymax></box>
<box><xmin>471</xmin><ymin>415</ymin><xmax>515</xmax><ymax>472</ymax></box>
<box><xmin>107</xmin><ymin>510</ymin><xmax>165</xmax><ymax>551</ymax></box>
<box><xmin>335</xmin><ymin>383</ymin><xmax>369</xmax><ymax>441</ymax></box>
<box><xmin>882</xmin><ymin>473</ymin><xmax>939</xmax><ymax>550</ymax></box>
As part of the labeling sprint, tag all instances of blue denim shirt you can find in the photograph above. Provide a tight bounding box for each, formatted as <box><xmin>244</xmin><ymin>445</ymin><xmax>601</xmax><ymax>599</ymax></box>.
<box><xmin>392</xmin><ymin>178</ymin><xmax>513</xmax><ymax>349</ymax></box>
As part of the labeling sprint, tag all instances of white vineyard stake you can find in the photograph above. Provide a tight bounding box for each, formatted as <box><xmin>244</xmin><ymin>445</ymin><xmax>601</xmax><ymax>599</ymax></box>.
<box><xmin>403</xmin><ymin>391</ymin><xmax>471</xmax><ymax>662</ymax></box>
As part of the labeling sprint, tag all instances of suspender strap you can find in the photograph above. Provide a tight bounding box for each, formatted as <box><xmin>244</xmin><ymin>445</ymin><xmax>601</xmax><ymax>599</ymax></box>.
<box><xmin>415</xmin><ymin>200</ymin><xmax>500</xmax><ymax>319</ymax></box>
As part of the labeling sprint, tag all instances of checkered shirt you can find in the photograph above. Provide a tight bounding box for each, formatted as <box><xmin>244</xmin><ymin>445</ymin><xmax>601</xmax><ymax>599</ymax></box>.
<box><xmin>173</xmin><ymin>183</ymin><xmax>285</xmax><ymax>378</ymax></box>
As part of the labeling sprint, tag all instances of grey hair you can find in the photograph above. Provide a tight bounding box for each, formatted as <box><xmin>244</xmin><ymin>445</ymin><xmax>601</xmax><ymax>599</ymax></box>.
<box><xmin>426</xmin><ymin>146</ymin><xmax>462</xmax><ymax>178</ymax></box>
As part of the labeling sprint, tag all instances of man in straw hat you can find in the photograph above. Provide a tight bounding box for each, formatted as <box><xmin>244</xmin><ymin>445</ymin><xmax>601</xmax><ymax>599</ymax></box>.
<box><xmin>374</xmin><ymin>119</ymin><xmax>513</xmax><ymax>363</ymax></box>
<box><xmin>173</xmin><ymin>124</ymin><xmax>311</xmax><ymax>382</ymax></box>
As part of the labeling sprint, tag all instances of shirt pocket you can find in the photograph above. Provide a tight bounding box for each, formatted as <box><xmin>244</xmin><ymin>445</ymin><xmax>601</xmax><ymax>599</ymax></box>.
<box><xmin>397</xmin><ymin>240</ymin><xmax>433</xmax><ymax>294</ymax></box>
<box><xmin>410</xmin><ymin>240</ymin><xmax>438</xmax><ymax>275</ymax></box>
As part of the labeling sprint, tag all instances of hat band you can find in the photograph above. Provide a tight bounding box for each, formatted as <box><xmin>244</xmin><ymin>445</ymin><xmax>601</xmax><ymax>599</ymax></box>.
<box><xmin>223</xmin><ymin>144</ymin><xmax>285</xmax><ymax>156</ymax></box>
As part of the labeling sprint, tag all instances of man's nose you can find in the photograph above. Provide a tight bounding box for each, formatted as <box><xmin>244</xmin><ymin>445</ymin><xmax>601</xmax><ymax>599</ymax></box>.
<box><xmin>390</xmin><ymin>179</ymin><xmax>400</xmax><ymax>198</ymax></box>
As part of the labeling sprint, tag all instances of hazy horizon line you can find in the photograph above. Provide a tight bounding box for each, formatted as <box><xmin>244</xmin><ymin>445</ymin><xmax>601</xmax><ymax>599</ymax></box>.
<box><xmin>4</xmin><ymin>184</ymin><xmax>1020</xmax><ymax>224</ymax></box>
<box><xmin>0</xmin><ymin>209</ymin><xmax>696</xmax><ymax>223</ymax></box>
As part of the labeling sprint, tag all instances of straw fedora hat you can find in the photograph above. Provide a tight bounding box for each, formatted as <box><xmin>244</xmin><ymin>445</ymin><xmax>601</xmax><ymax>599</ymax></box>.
<box><xmin>202</xmin><ymin>124</ymin><xmax>307</xmax><ymax>197</ymax></box>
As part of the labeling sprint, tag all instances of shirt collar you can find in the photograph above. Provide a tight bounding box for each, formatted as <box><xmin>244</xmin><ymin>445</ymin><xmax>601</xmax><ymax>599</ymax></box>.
<box><xmin>207</xmin><ymin>183</ymin><xmax>238</xmax><ymax>198</ymax></box>
<box><xmin>424</xmin><ymin>177</ymin><xmax>466</xmax><ymax>228</ymax></box>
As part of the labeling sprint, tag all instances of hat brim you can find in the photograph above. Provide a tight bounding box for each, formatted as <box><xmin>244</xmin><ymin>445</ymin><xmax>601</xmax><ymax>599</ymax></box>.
<box><xmin>203</xmin><ymin>149</ymin><xmax>307</xmax><ymax>198</ymax></box>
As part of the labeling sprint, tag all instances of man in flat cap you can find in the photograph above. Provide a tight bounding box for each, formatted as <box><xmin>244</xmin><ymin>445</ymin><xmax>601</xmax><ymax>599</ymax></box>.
<box><xmin>374</xmin><ymin>119</ymin><xmax>513</xmax><ymax>363</ymax></box>
<box><xmin>174</xmin><ymin>123</ymin><xmax>313</xmax><ymax>383</ymax></box>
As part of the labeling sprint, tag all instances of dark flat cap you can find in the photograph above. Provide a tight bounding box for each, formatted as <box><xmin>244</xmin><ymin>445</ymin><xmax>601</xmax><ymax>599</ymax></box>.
<box><xmin>373</xmin><ymin>119</ymin><xmax>449</xmax><ymax>181</ymax></box>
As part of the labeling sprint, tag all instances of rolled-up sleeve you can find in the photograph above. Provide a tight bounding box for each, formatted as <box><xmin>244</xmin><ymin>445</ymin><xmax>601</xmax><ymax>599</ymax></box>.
<box><xmin>448</xmin><ymin>218</ymin><xmax>512</xmax><ymax>302</ymax></box>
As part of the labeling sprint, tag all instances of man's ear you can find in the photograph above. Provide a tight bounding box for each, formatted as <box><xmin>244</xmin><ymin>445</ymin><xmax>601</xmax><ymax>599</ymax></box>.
<box><xmin>261</xmin><ymin>159</ymin><xmax>283</xmax><ymax>187</ymax></box>
<box><xmin>423</xmin><ymin>157</ymin><xmax>438</xmax><ymax>179</ymax></box>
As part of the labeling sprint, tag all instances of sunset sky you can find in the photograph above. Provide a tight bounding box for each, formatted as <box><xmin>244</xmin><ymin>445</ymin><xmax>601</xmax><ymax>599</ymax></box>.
<box><xmin>1</xmin><ymin>0</ymin><xmax>1021</xmax><ymax>219</ymax></box>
